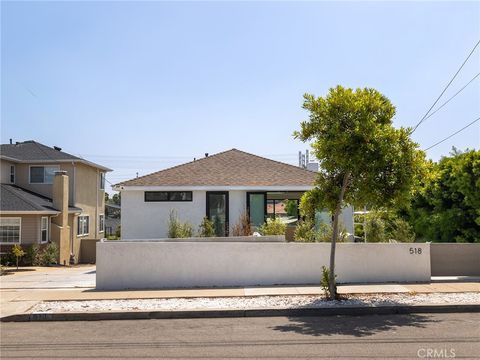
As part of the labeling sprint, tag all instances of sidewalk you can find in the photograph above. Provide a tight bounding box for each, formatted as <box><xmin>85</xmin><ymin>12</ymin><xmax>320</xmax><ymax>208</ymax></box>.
<box><xmin>1</xmin><ymin>266</ymin><xmax>479</xmax><ymax>319</ymax></box>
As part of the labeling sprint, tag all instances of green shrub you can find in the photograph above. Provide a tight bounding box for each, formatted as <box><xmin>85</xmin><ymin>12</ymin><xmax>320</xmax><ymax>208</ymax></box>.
<box><xmin>295</xmin><ymin>219</ymin><xmax>348</xmax><ymax>243</ymax></box>
<box><xmin>320</xmin><ymin>266</ymin><xmax>337</xmax><ymax>298</ymax></box>
<box><xmin>198</xmin><ymin>217</ymin><xmax>215</xmax><ymax>237</ymax></box>
<box><xmin>39</xmin><ymin>242</ymin><xmax>59</xmax><ymax>266</ymax></box>
<box><xmin>0</xmin><ymin>251</ymin><xmax>15</xmax><ymax>266</ymax></box>
<box><xmin>354</xmin><ymin>223</ymin><xmax>364</xmax><ymax>238</ymax></box>
<box><xmin>259</xmin><ymin>218</ymin><xmax>286</xmax><ymax>236</ymax></box>
<box><xmin>388</xmin><ymin>217</ymin><xmax>415</xmax><ymax>242</ymax></box>
<box><xmin>179</xmin><ymin>222</ymin><xmax>193</xmax><ymax>238</ymax></box>
<box><xmin>316</xmin><ymin>222</ymin><xmax>349</xmax><ymax>242</ymax></box>
<box><xmin>364</xmin><ymin>212</ymin><xmax>387</xmax><ymax>242</ymax></box>
<box><xmin>363</xmin><ymin>210</ymin><xmax>416</xmax><ymax>242</ymax></box>
<box><xmin>167</xmin><ymin>210</ymin><xmax>193</xmax><ymax>238</ymax></box>
<box><xmin>115</xmin><ymin>225</ymin><xmax>121</xmax><ymax>238</ymax></box>
<box><xmin>25</xmin><ymin>244</ymin><xmax>41</xmax><ymax>266</ymax></box>
<box><xmin>294</xmin><ymin>219</ymin><xmax>316</xmax><ymax>242</ymax></box>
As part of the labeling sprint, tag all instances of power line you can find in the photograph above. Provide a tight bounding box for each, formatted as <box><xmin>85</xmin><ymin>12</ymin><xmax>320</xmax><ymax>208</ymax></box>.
<box><xmin>411</xmin><ymin>39</ymin><xmax>480</xmax><ymax>134</ymax></box>
<box><xmin>421</xmin><ymin>72</ymin><xmax>480</xmax><ymax>123</ymax></box>
<box><xmin>424</xmin><ymin>116</ymin><xmax>480</xmax><ymax>151</ymax></box>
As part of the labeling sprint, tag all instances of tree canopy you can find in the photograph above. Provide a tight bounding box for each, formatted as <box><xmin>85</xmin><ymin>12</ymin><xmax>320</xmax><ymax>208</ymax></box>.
<box><xmin>405</xmin><ymin>148</ymin><xmax>480</xmax><ymax>243</ymax></box>
<box><xmin>295</xmin><ymin>86</ymin><xmax>425</xmax><ymax>213</ymax></box>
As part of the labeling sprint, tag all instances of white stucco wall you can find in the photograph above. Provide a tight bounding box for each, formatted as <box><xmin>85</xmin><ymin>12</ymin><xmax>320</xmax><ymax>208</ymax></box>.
<box><xmin>121</xmin><ymin>189</ymin><xmax>354</xmax><ymax>239</ymax></box>
<box><xmin>97</xmin><ymin>242</ymin><xmax>431</xmax><ymax>290</ymax></box>
<box><xmin>121</xmin><ymin>190</ymin><xmax>207</xmax><ymax>239</ymax></box>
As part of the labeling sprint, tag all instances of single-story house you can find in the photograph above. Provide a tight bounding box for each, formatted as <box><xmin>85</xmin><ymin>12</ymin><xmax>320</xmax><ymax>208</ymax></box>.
<box><xmin>114</xmin><ymin>149</ymin><xmax>354</xmax><ymax>239</ymax></box>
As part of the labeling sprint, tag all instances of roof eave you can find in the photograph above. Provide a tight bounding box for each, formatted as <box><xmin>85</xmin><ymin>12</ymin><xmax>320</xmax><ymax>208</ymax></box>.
<box><xmin>114</xmin><ymin>185</ymin><xmax>314</xmax><ymax>191</ymax></box>
<box><xmin>0</xmin><ymin>156</ymin><xmax>112</xmax><ymax>172</ymax></box>
<box><xmin>0</xmin><ymin>210</ymin><xmax>60</xmax><ymax>215</ymax></box>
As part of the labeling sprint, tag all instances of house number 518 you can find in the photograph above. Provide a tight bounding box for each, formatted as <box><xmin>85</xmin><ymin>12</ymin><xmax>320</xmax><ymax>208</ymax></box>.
<box><xmin>409</xmin><ymin>247</ymin><xmax>422</xmax><ymax>255</ymax></box>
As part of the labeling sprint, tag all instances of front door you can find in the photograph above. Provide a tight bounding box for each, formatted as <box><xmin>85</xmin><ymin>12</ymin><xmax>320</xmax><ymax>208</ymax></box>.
<box><xmin>206</xmin><ymin>192</ymin><xmax>229</xmax><ymax>236</ymax></box>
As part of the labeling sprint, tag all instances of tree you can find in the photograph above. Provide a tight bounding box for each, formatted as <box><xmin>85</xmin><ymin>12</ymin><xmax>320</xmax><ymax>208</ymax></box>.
<box><xmin>283</xmin><ymin>200</ymin><xmax>298</xmax><ymax>217</ymax></box>
<box><xmin>112</xmin><ymin>193</ymin><xmax>121</xmax><ymax>206</ymax></box>
<box><xmin>104</xmin><ymin>192</ymin><xmax>110</xmax><ymax>202</ymax></box>
<box><xmin>406</xmin><ymin>149</ymin><xmax>480</xmax><ymax>242</ymax></box>
<box><xmin>294</xmin><ymin>86</ymin><xmax>424</xmax><ymax>299</ymax></box>
<box><xmin>12</xmin><ymin>244</ymin><xmax>25</xmax><ymax>270</ymax></box>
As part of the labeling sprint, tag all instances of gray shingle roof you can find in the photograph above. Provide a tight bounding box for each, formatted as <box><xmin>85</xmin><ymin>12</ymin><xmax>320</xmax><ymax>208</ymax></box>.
<box><xmin>116</xmin><ymin>149</ymin><xmax>317</xmax><ymax>187</ymax></box>
<box><xmin>0</xmin><ymin>141</ymin><xmax>112</xmax><ymax>171</ymax></box>
<box><xmin>1</xmin><ymin>141</ymin><xmax>81</xmax><ymax>161</ymax></box>
<box><xmin>0</xmin><ymin>184</ymin><xmax>82</xmax><ymax>213</ymax></box>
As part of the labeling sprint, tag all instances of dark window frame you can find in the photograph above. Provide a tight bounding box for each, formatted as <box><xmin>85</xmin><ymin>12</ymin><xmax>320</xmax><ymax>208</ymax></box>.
<box><xmin>99</xmin><ymin>173</ymin><xmax>105</xmax><ymax>190</ymax></box>
<box><xmin>206</xmin><ymin>191</ymin><xmax>229</xmax><ymax>236</ymax></box>
<box><xmin>10</xmin><ymin>165</ymin><xmax>15</xmax><ymax>183</ymax></box>
<box><xmin>144</xmin><ymin>191</ymin><xmax>193</xmax><ymax>202</ymax></box>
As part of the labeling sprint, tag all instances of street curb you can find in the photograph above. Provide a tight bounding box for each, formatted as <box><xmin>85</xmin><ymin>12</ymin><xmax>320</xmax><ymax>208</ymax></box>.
<box><xmin>2</xmin><ymin>304</ymin><xmax>479</xmax><ymax>322</ymax></box>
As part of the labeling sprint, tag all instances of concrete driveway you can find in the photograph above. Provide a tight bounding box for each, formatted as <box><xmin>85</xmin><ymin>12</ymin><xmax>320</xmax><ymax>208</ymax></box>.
<box><xmin>0</xmin><ymin>265</ymin><xmax>96</xmax><ymax>318</ymax></box>
<box><xmin>0</xmin><ymin>265</ymin><xmax>96</xmax><ymax>289</ymax></box>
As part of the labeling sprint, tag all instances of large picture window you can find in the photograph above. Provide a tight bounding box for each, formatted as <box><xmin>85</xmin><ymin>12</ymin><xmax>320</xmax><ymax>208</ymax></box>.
<box><xmin>0</xmin><ymin>218</ymin><xmax>21</xmax><ymax>244</ymax></box>
<box><xmin>41</xmin><ymin>217</ymin><xmax>49</xmax><ymax>243</ymax></box>
<box><xmin>29</xmin><ymin>166</ymin><xmax>60</xmax><ymax>184</ymax></box>
<box><xmin>77</xmin><ymin>215</ymin><xmax>89</xmax><ymax>236</ymax></box>
<box><xmin>144</xmin><ymin>191</ymin><xmax>192</xmax><ymax>202</ymax></box>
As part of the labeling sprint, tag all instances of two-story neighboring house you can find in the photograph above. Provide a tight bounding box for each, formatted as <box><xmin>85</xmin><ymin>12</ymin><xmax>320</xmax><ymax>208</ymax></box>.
<box><xmin>0</xmin><ymin>140</ymin><xmax>111</xmax><ymax>264</ymax></box>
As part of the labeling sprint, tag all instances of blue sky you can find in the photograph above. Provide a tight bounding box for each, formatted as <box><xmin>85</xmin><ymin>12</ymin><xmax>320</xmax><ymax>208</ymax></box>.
<box><xmin>1</xmin><ymin>1</ymin><xmax>479</xmax><ymax>188</ymax></box>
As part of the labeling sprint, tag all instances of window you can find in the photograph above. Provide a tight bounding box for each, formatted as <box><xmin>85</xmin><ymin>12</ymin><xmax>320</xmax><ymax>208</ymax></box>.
<box><xmin>99</xmin><ymin>173</ymin><xmax>105</xmax><ymax>190</ymax></box>
<box><xmin>99</xmin><ymin>214</ymin><xmax>104</xmax><ymax>233</ymax></box>
<box><xmin>77</xmin><ymin>215</ymin><xmax>89</xmax><ymax>236</ymax></box>
<box><xmin>41</xmin><ymin>217</ymin><xmax>49</xmax><ymax>243</ymax></box>
<box><xmin>29</xmin><ymin>166</ymin><xmax>60</xmax><ymax>184</ymax></box>
<box><xmin>144</xmin><ymin>191</ymin><xmax>192</xmax><ymax>202</ymax></box>
<box><xmin>10</xmin><ymin>165</ymin><xmax>15</xmax><ymax>183</ymax></box>
<box><xmin>0</xmin><ymin>218</ymin><xmax>21</xmax><ymax>244</ymax></box>
<box><xmin>267</xmin><ymin>199</ymin><xmax>299</xmax><ymax>221</ymax></box>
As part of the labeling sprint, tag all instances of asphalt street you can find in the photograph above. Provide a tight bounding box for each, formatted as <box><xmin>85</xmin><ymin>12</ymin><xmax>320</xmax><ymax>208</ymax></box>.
<box><xmin>1</xmin><ymin>313</ymin><xmax>479</xmax><ymax>359</ymax></box>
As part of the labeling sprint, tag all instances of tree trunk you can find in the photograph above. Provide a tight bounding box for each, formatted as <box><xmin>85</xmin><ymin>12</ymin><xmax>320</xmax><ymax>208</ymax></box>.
<box><xmin>16</xmin><ymin>257</ymin><xmax>19</xmax><ymax>270</ymax></box>
<box><xmin>328</xmin><ymin>172</ymin><xmax>351</xmax><ymax>300</ymax></box>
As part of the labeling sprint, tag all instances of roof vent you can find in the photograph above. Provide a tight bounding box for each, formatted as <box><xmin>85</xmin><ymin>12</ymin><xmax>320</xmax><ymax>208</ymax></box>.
<box><xmin>53</xmin><ymin>146</ymin><xmax>62</xmax><ymax>151</ymax></box>
<box><xmin>205</xmin><ymin>153</ymin><xmax>209</xmax><ymax>158</ymax></box>
<box><xmin>9</xmin><ymin>138</ymin><xmax>12</xmax><ymax>144</ymax></box>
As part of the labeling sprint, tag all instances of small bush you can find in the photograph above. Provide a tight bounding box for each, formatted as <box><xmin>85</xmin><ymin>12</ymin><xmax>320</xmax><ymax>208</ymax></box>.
<box><xmin>320</xmin><ymin>266</ymin><xmax>330</xmax><ymax>297</ymax></box>
<box><xmin>232</xmin><ymin>212</ymin><xmax>252</xmax><ymax>236</ymax></box>
<box><xmin>198</xmin><ymin>217</ymin><xmax>215</xmax><ymax>237</ymax></box>
<box><xmin>259</xmin><ymin>218</ymin><xmax>286</xmax><ymax>236</ymax></box>
<box><xmin>294</xmin><ymin>219</ymin><xmax>316</xmax><ymax>242</ymax></box>
<box><xmin>25</xmin><ymin>244</ymin><xmax>41</xmax><ymax>266</ymax></box>
<box><xmin>167</xmin><ymin>210</ymin><xmax>193</xmax><ymax>238</ymax></box>
<box><xmin>0</xmin><ymin>251</ymin><xmax>15</xmax><ymax>266</ymax></box>
<box><xmin>321</xmin><ymin>265</ymin><xmax>337</xmax><ymax>299</ymax></box>
<box><xmin>294</xmin><ymin>220</ymin><xmax>348</xmax><ymax>242</ymax></box>
<box><xmin>316</xmin><ymin>222</ymin><xmax>349</xmax><ymax>242</ymax></box>
<box><xmin>364</xmin><ymin>213</ymin><xmax>387</xmax><ymax>242</ymax></box>
<box><xmin>388</xmin><ymin>217</ymin><xmax>415</xmax><ymax>242</ymax></box>
<box><xmin>39</xmin><ymin>242</ymin><xmax>59</xmax><ymax>266</ymax></box>
<box><xmin>115</xmin><ymin>225</ymin><xmax>121</xmax><ymax>238</ymax></box>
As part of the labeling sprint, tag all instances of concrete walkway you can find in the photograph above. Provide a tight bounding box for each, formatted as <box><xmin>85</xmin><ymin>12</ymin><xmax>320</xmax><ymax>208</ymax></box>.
<box><xmin>1</xmin><ymin>265</ymin><xmax>479</xmax><ymax>319</ymax></box>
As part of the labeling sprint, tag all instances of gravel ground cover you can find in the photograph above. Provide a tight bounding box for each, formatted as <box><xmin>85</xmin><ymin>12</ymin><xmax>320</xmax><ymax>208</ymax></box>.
<box><xmin>32</xmin><ymin>293</ymin><xmax>480</xmax><ymax>313</ymax></box>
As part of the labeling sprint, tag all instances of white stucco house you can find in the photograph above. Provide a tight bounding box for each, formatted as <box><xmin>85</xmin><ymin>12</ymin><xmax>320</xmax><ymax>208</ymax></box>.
<box><xmin>114</xmin><ymin>149</ymin><xmax>354</xmax><ymax>239</ymax></box>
